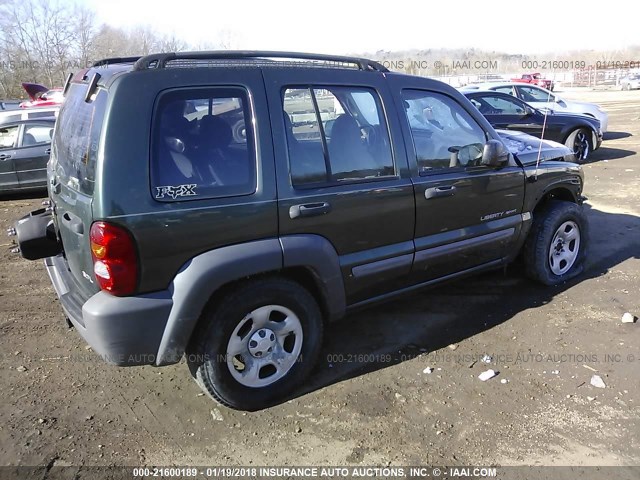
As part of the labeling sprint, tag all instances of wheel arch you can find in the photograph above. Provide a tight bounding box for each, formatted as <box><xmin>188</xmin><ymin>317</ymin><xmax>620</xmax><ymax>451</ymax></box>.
<box><xmin>533</xmin><ymin>187</ymin><xmax>578</xmax><ymax>215</ymax></box>
<box><xmin>561</xmin><ymin>124</ymin><xmax>596</xmax><ymax>145</ymax></box>
<box><xmin>154</xmin><ymin>235</ymin><xmax>345</xmax><ymax>366</ymax></box>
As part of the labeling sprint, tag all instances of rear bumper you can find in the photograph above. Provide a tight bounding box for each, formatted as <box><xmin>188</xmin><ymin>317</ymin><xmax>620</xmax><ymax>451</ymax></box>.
<box><xmin>45</xmin><ymin>254</ymin><xmax>173</xmax><ymax>366</ymax></box>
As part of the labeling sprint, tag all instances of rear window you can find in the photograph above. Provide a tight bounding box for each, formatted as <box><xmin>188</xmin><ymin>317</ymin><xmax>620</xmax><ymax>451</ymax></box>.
<box><xmin>52</xmin><ymin>84</ymin><xmax>107</xmax><ymax>195</ymax></box>
<box><xmin>151</xmin><ymin>87</ymin><xmax>256</xmax><ymax>201</ymax></box>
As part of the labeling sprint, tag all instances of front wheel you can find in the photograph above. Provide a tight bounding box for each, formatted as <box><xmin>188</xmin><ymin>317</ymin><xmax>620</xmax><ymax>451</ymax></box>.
<box><xmin>564</xmin><ymin>128</ymin><xmax>593</xmax><ymax>163</ymax></box>
<box><xmin>187</xmin><ymin>278</ymin><xmax>324</xmax><ymax>410</ymax></box>
<box><xmin>523</xmin><ymin>201</ymin><xmax>589</xmax><ymax>286</ymax></box>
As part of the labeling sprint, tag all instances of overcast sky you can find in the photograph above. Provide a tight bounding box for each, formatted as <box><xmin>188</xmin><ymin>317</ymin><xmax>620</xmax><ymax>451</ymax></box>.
<box><xmin>84</xmin><ymin>0</ymin><xmax>638</xmax><ymax>55</ymax></box>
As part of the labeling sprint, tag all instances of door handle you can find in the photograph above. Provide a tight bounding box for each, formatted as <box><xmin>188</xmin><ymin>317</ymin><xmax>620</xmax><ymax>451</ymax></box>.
<box><xmin>425</xmin><ymin>185</ymin><xmax>456</xmax><ymax>200</ymax></box>
<box><xmin>0</xmin><ymin>154</ymin><xmax>11</xmax><ymax>160</ymax></box>
<box><xmin>289</xmin><ymin>202</ymin><xmax>331</xmax><ymax>219</ymax></box>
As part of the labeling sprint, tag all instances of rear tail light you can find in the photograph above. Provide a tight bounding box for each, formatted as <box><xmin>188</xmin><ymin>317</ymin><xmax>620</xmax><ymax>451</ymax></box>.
<box><xmin>90</xmin><ymin>221</ymin><xmax>138</xmax><ymax>296</ymax></box>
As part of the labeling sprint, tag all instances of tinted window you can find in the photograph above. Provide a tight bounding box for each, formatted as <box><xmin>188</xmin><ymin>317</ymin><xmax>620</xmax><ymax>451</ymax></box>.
<box><xmin>0</xmin><ymin>125</ymin><xmax>18</xmax><ymax>149</ymax></box>
<box><xmin>283</xmin><ymin>86</ymin><xmax>394</xmax><ymax>186</ymax></box>
<box><xmin>28</xmin><ymin>111</ymin><xmax>55</xmax><ymax>119</ymax></box>
<box><xmin>471</xmin><ymin>94</ymin><xmax>527</xmax><ymax>115</ymax></box>
<box><xmin>151</xmin><ymin>88</ymin><xmax>255</xmax><ymax>201</ymax></box>
<box><xmin>517</xmin><ymin>86</ymin><xmax>555</xmax><ymax>102</ymax></box>
<box><xmin>1</xmin><ymin>114</ymin><xmax>21</xmax><ymax>123</ymax></box>
<box><xmin>22</xmin><ymin>123</ymin><xmax>53</xmax><ymax>147</ymax></box>
<box><xmin>53</xmin><ymin>85</ymin><xmax>107</xmax><ymax>195</ymax></box>
<box><xmin>493</xmin><ymin>86</ymin><xmax>514</xmax><ymax>95</ymax></box>
<box><xmin>402</xmin><ymin>90</ymin><xmax>487</xmax><ymax>171</ymax></box>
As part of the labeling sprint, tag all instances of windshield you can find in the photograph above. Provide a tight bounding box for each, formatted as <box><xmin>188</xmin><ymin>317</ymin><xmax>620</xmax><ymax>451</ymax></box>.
<box><xmin>51</xmin><ymin>83</ymin><xmax>108</xmax><ymax>195</ymax></box>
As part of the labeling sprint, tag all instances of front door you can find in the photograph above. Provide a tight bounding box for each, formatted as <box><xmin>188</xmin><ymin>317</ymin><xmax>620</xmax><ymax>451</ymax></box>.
<box><xmin>389</xmin><ymin>80</ymin><xmax>526</xmax><ymax>280</ymax></box>
<box><xmin>0</xmin><ymin>124</ymin><xmax>19</xmax><ymax>192</ymax></box>
<box><xmin>469</xmin><ymin>92</ymin><xmax>544</xmax><ymax>137</ymax></box>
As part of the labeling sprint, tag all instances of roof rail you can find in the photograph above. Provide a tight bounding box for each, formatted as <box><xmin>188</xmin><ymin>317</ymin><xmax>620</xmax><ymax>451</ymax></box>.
<box><xmin>92</xmin><ymin>56</ymin><xmax>142</xmax><ymax>67</ymax></box>
<box><xmin>132</xmin><ymin>51</ymin><xmax>389</xmax><ymax>73</ymax></box>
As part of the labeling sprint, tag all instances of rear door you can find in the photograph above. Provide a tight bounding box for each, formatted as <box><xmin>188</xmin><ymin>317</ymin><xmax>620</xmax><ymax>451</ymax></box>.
<box><xmin>49</xmin><ymin>82</ymin><xmax>108</xmax><ymax>299</ymax></box>
<box><xmin>14</xmin><ymin>121</ymin><xmax>53</xmax><ymax>189</ymax></box>
<box><xmin>0</xmin><ymin>124</ymin><xmax>19</xmax><ymax>191</ymax></box>
<box><xmin>263</xmin><ymin>68</ymin><xmax>415</xmax><ymax>304</ymax></box>
<box><xmin>388</xmin><ymin>78</ymin><xmax>525</xmax><ymax>280</ymax></box>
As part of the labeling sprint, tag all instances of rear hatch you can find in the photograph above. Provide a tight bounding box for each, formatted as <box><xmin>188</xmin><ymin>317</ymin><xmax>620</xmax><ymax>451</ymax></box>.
<box><xmin>48</xmin><ymin>80</ymin><xmax>108</xmax><ymax>300</ymax></box>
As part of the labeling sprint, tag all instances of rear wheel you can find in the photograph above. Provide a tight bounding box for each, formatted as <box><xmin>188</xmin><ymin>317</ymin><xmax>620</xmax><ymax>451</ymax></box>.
<box><xmin>187</xmin><ymin>278</ymin><xmax>323</xmax><ymax>410</ymax></box>
<box><xmin>564</xmin><ymin>128</ymin><xmax>592</xmax><ymax>163</ymax></box>
<box><xmin>524</xmin><ymin>200</ymin><xmax>588</xmax><ymax>286</ymax></box>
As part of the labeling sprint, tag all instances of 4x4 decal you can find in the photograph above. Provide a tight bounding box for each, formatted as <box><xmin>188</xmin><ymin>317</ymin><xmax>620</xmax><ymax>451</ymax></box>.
<box><xmin>155</xmin><ymin>184</ymin><xmax>198</xmax><ymax>199</ymax></box>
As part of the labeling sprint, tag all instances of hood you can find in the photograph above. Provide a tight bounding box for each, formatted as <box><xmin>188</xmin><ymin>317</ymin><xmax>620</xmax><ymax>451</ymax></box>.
<box><xmin>21</xmin><ymin>82</ymin><xmax>50</xmax><ymax>100</ymax></box>
<box><xmin>496</xmin><ymin>129</ymin><xmax>576</xmax><ymax>165</ymax></box>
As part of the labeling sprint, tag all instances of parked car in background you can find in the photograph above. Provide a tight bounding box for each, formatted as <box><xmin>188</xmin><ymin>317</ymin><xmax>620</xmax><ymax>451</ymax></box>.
<box><xmin>462</xmin><ymin>82</ymin><xmax>609</xmax><ymax>133</ymax></box>
<box><xmin>0</xmin><ymin>106</ymin><xmax>60</xmax><ymax>124</ymax></box>
<box><xmin>463</xmin><ymin>90</ymin><xmax>601</xmax><ymax>162</ymax></box>
<box><xmin>1</xmin><ymin>100</ymin><xmax>21</xmax><ymax>111</ymax></box>
<box><xmin>620</xmin><ymin>73</ymin><xmax>640</xmax><ymax>90</ymax></box>
<box><xmin>19</xmin><ymin>83</ymin><xmax>64</xmax><ymax>108</ymax></box>
<box><xmin>0</xmin><ymin>117</ymin><xmax>55</xmax><ymax>193</ymax></box>
<box><xmin>511</xmin><ymin>73</ymin><xmax>554</xmax><ymax>91</ymax></box>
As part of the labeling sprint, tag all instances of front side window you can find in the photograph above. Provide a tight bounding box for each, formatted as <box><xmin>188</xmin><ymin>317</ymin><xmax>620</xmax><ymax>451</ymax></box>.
<box><xmin>0</xmin><ymin>125</ymin><xmax>18</xmax><ymax>149</ymax></box>
<box><xmin>402</xmin><ymin>90</ymin><xmax>487</xmax><ymax>171</ymax></box>
<box><xmin>471</xmin><ymin>94</ymin><xmax>528</xmax><ymax>115</ymax></box>
<box><xmin>151</xmin><ymin>88</ymin><xmax>255</xmax><ymax>201</ymax></box>
<box><xmin>22</xmin><ymin>123</ymin><xmax>53</xmax><ymax>147</ymax></box>
<box><xmin>283</xmin><ymin>86</ymin><xmax>394</xmax><ymax>186</ymax></box>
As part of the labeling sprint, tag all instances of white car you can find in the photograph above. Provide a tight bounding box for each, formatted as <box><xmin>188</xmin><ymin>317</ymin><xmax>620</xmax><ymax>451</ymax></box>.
<box><xmin>620</xmin><ymin>74</ymin><xmax>640</xmax><ymax>90</ymax></box>
<box><xmin>461</xmin><ymin>82</ymin><xmax>609</xmax><ymax>133</ymax></box>
<box><xmin>0</xmin><ymin>106</ymin><xmax>59</xmax><ymax>124</ymax></box>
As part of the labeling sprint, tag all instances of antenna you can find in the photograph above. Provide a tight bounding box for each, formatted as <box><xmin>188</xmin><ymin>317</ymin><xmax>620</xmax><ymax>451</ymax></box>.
<box><xmin>531</xmin><ymin>75</ymin><xmax>554</xmax><ymax>182</ymax></box>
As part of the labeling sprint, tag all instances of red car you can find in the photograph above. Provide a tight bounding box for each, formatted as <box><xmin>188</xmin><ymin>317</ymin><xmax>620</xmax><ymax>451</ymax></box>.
<box><xmin>511</xmin><ymin>73</ymin><xmax>554</xmax><ymax>91</ymax></box>
<box><xmin>19</xmin><ymin>83</ymin><xmax>64</xmax><ymax>108</ymax></box>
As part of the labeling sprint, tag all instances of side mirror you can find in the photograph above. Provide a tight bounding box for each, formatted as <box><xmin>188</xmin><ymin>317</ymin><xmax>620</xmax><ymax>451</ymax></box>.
<box><xmin>481</xmin><ymin>139</ymin><xmax>510</xmax><ymax>167</ymax></box>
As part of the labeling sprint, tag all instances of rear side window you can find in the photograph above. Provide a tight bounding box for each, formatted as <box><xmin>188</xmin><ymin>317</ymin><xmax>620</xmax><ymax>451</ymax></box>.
<box><xmin>53</xmin><ymin>84</ymin><xmax>108</xmax><ymax>195</ymax></box>
<box><xmin>27</xmin><ymin>111</ymin><xmax>55</xmax><ymax>119</ymax></box>
<box><xmin>151</xmin><ymin>88</ymin><xmax>256</xmax><ymax>201</ymax></box>
<box><xmin>283</xmin><ymin>86</ymin><xmax>394</xmax><ymax>186</ymax></box>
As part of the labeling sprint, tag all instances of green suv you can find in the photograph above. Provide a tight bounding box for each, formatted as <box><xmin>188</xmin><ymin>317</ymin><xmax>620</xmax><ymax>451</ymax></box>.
<box><xmin>10</xmin><ymin>52</ymin><xmax>588</xmax><ymax>410</ymax></box>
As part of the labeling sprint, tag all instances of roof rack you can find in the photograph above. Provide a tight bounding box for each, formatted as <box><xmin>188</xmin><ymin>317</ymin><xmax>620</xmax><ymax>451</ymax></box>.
<box><xmin>92</xmin><ymin>56</ymin><xmax>142</xmax><ymax>67</ymax></box>
<box><xmin>132</xmin><ymin>51</ymin><xmax>389</xmax><ymax>73</ymax></box>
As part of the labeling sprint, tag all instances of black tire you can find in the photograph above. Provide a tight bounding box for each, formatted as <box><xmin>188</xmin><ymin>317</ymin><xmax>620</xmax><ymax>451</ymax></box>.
<box><xmin>187</xmin><ymin>278</ymin><xmax>323</xmax><ymax>411</ymax></box>
<box><xmin>564</xmin><ymin>128</ymin><xmax>593</xmax><ymax>163</ymax></box>
<box><xmin>523</xmin><ymin>200</ymin><xmax>589</xmax><ymax>286</ymax></box>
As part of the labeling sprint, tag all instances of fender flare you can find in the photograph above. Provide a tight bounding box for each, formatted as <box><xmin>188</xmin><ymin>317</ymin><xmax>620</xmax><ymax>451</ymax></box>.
<box><xmin>279</xmin><ymin>234</ymin><xmax>346</xmax><ymax>322</ymax></box>
<box><xmin>155</xmin><ymin>235</ymin><xmax>345</xmax><ymax>365</ymax></box>
<box><xmin>155</xmin><ymin>238</ymin><xmax>283</xmax><ymax>365</ymax></box>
